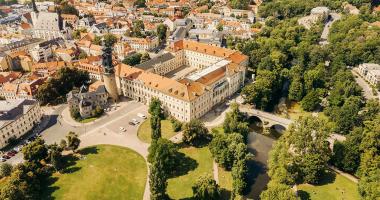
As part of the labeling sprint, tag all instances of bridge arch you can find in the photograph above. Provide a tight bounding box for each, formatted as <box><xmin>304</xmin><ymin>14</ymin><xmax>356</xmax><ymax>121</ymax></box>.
<box><xmin>247</xmin><ymin>115</ymin><xmax>264</xmax><ymax>132</ymax></box>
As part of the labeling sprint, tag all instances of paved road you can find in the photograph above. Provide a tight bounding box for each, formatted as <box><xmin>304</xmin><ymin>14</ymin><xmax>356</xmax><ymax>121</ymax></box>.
<box><xmin>320</xmin><ymin>12</ymin><xmax>341</xmax><ymax>45</ymax></box>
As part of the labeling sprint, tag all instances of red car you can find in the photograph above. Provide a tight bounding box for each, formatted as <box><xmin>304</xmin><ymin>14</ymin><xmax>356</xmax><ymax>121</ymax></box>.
<box><xmin>7</xmin><ymin>152</ymin><xmax>15</xmax><ymax>157</ymax></box>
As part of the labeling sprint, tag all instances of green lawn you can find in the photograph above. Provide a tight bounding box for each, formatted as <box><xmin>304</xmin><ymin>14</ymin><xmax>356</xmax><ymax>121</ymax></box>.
<box><xmin>137</xmin><ymin>118</ymin><xmax>178</xmax><ymax>143</ymax></box>
<box><xmin>218</xmin><ymin>166</ymin><xmax>233</xmax><ymax>200</ymax></box>
<box><xmin>42</xmin><ymin>145</ymin><xmax>147</xmax><ymax>200</ymax></box>
<box><xmin>167</xmin><ymin>146</ymin><xmax>213</xmax><ymax>199</ymax></box>
<box><xmin>297</xmin><ymin>171</ymin><xmax>360</xmax><ymax>200</ymax></box>
<box><xmin>79</xmin><ymin>117</ymin><xmax>97</xmax><ymax>123</ymax></box>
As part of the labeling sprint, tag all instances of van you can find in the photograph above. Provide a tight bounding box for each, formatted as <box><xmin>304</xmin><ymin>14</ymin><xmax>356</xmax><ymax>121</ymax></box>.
<box><xmin>137</xmin><ymin>113</ymin><xmax>147</xmax><ymax>119</ymax></box>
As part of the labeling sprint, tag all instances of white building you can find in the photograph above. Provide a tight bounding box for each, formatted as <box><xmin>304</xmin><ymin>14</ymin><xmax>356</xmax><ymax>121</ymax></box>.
<box><xmin>0</xmin><ymin>99</ymin><xmax>42</xmax><ymax>148</ymax></box>
<box><xmin>115</xmin><ymin>40</ymin><xmax>248</xmax><ymax>122</ymax></box>
<box><xmin>123</xmin><ymin>37</ymin><xmax>159</xmax><ymax>52</ymax></box>
<box><xmin>358</xmin><ymin>63</ymin><xmax>380</xmax><ymax>86</ymax></box>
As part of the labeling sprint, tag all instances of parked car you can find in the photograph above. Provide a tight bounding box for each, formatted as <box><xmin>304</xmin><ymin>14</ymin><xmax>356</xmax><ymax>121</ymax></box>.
<box><xmin>129</xmin><ymin>121</ymin><xmax>135</xmax><ymax>126</ymax></box>
<box><xmin>132</xmin><ymin>118</ymin><xmax>139</xmax><ymax>124</ymax></box>
<box><xmin>119</xmin><ymin>127</ymin><xmax>126</xmax><ymax>132</ymax></box>
<box><xmin>6</xmin><ymin>152</ymin><xmax>15</xmax><ymax>157</ymax></box>
<box><xmin>2</xmin><ymin>155</ymin><xmax>10</xmax><ymax>159</ymax></box>
<box><xmin>137</xmin><ymin>113</ymin><xmax>147</xmax><ymax>119</ymax></box>
<box><xmin>0</xmin><ymin>157</ymin><xmax>6</xmax><ymax>162</ymax></box>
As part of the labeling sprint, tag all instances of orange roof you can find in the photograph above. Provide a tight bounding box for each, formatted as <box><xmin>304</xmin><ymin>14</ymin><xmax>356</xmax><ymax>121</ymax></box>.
<box><xmin>89</xmin><ymin>80</ymin><xmax>105</xmax><ymax>92</ymax></box>
<box><xmin>115</xmin><ymin>64</ymin><xmax>207</xmax><ymax>101</ymax></box>
<box><xmin>194</xmin><ymin>67</ymin><xmax>226</xmax><ymax>86</ymax></box>
<box><xmin>370</xmin><ymin>21</ymin><xmax>380</xmax><ymax>27</ymax></box>
<box><xmin>171</xmin><ymin>40</ymin><xmax>248</xmax><ymax>64</ymax></box>
<box><xmin>20</xmin><ymin>22</ymin><xmax>32</xmax><ymax>30</ymax></box>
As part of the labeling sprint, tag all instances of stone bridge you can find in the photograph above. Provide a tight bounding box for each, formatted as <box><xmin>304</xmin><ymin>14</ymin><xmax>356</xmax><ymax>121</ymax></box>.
<box><xmin>239</xmin><ymin>106</ymin><xmax>293</xmax><ymax>130</ymax></box>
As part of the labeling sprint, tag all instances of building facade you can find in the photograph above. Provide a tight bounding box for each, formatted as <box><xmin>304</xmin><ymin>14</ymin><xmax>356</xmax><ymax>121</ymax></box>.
<box><xmin>115</xmin><ymin>40</ymin><xmax>248</xmax><ymax>122</ymax></box>
<box><xmin>66</xmin><ymin>84</ymin><xmax>108</xmax><ymax>118</ymax></box>
<box><xmin>0</xmin><ymin>99</ymin><xmax>42</xmax><ymax>148</ymax></box>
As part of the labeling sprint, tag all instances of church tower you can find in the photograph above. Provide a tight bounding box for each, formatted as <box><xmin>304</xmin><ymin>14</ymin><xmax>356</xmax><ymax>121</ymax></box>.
<box><xmin>101</xmin><ymin>39</ymin><xmax>119</xmax><ymax>102</ymax></box>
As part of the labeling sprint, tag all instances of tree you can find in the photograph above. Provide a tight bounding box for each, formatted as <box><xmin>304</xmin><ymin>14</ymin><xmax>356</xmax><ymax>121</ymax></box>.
<box><xmin>131</xmin><ymin>20</ymin><xmax>145</xmax><ymax>38</ymax></box>
<box><xmin>223</xmin><ymin>103</ymin><xmax>249</xmax><ymax>140</ymax></box>
<box><xmin>192</xmin><ymin>175</ymin><xmax>221</xmax><ymax>200</ymax></box>
<box><xmin>327</xmin><ymin>96</ymin><xmax>362</xmax><ymax>134</ymax></box>
<box><xmin>288</xmin><ymin>78</ymin><xmax>304</xmax><ymax>101</ymax></box>
<box><xmin>134</xmin><ymin>0</ymin><xmax>146</xmax><ymax>8</ymax></box>
<box><xmin>149</xmin><ymin>97</ymin><xmax>163</xmax><ymax>140</ymax></box>
<box><xmin>182</xmin><ymin>119</ymin><xmax>209</xmax><ymax>145</ymax></box>
<box><xmin>149</xmin><ymin>160</ymin><xmax>168</xmax><ymax>200</ymax></box>
<box><xmin>357</xmin><ymin>115</ymin><xmax>380</xmax><ymax>200</ymax></box>
<box><xmin>0</xmin><ymin>163</ymin><xmax>12</xmax><ymax>178</ymax></box>
<box><xmin>36</xmin><ymin>67</ymin><xmax>90</xmax><ymax>105</ymax></box>
<box><xmin>60</xmin><ymin>3</ymin><xmax>79</xmax><ymax>16</ymax></box>
<box><xmin>260</xmin><ymin>181</ymin><xmax>297</xmax><ymax>200</ymax></box>
<box><xmin>300</xmin><ymin>90</ymin><xmax>321</xmax><ymax>111</ymax></box>
<box><xmin>232</xmin><ymin>159</ymin><xmax>248</xmax><ymax>198</ymax></box>
<box><xmin>66</xmin><ymin>132</ymin><xmax>81</xmax><ymax>152</ymax></box>
<box><xmin>242</xmin><ymin>70</ymin><xmax>279</xmax><ymax>111</ymax></box>
<box><xmin>73</xmin><ymin>28</ymin><xmax>87</xmax><ymax>39</ymax></box>
<box><xmin>156</xmin><ymin>24</ymin><xmax>168</xmax><ymax>42</ymax></box>
<box><xmin>103</xmin><ymin>33</ymin><xmax>117</xmax><ymax>47</ymax></box>
<box><xmin>216</xmin><ymin>23</ymin><xmax>223</xmax><ymax>31</ymax></box>
<box><xmin>150</xmin><ymin>115</ymin><xmax>162</xmax><ymax>140</ymax></box>
<box><xmin>22</xmin><ymin>138</ymin><xmax>48</xmax><ymax>163</ymax></box>
<box><xmin>122</xmin><ymin>53</ymin><xmax>142</xmax><ymax>66</ymax></box>
<box><xmin>230</xmin><ymin>0</ymin><xmax>249</xmax><ymax>10</ymax></box>
<box><xmin>149</xmin><ymin>97</ymin><xmax>163</xmax><ymax>118</ymax></box>
<box><xmin>78</xmin><ymin>51</ymin><xmax>87</xmax><ymax>59</ymax></box>
<box><xmin>93</xmin><ymin>35</ymin><xmax>102</xmax><ymax>45</ymax></box>
<box><xmin>148</xmin><ymin>138</ymin><xmax>179</xmax><ymax>176</ymax></box>
<box><xmin>48</xmin><ymin>144</ymin><xmax>64</xmax><ymax>171</ymax></box>
<box><xmin>141</xmin><ymin>52</ymin><xmax>151</xmax><ymax>63</ymax></box>
<box><xmin>209</xmin><ymin>133</ymin><xmax>241</xmax><ymax>170</ymax></box>
<box><xmin>287</xmin><ymin>116</ymin><xmax>331</xmax><ymax>184</ymax></box>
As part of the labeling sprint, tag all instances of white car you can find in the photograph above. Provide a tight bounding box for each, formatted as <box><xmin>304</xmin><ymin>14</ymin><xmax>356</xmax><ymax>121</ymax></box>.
<box><xmin>137</xmin><ymin>113</ymin><xmax>147</xmax><ymax>119</ymax></box>
<box><xmin>132</xmin><ymin>118</ymin><xmax>140</xmax><ymax>124</ymax></box>
<box><xmin>119</xmin><ymin>127</ymin><xmax>126</xmax><ymax>132</ymax></box>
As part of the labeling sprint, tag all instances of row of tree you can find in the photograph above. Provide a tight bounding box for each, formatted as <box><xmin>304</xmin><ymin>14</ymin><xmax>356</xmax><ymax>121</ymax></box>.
<box><xmin>0</xmin><ymin>132</ymin><xmax>81</xmax><ymax>199</ymax></box>
<box><xmin>210</xmin><ymin>104</ymin><xmax>252</xmax><ymax>199</ymax></box>
<box><xmin>261</xmin><ymin>116</ymin><xmax>330</xmax><ymax>199</ymax></box>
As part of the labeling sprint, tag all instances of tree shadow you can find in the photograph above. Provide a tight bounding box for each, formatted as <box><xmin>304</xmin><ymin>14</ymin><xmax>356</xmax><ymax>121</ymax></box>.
<box><xmin>40</xmin><ymin>176</ymin><xmax>59</xmax><ymax>200</ymax></box>
<box><xmin>315</xmin><ymin>170</ymin><xmax>336</xmax><ymax>185</ymax></box>
<box><xmin>78</xmin><ymin>146</ymin><xmax>99</xmax><ymax>155</ymax></box>
<box><xmin>220</xmin><ymin>188</ymin><xmax>232</xmax><ymax>200</ymax></box>
<box><xmin>298</xmin><ymin>190</ymin><xmax>311</xmax><ymax>200</ymax></box>
<box><xmin>169</xmin><ymin>151</ymin><xmax>198</xmax><ymax>178</ymax></box>
<box><xmin>61</xmin><ymin>154</ymin><xmax>81</xmax><ymax>174</ymax></box>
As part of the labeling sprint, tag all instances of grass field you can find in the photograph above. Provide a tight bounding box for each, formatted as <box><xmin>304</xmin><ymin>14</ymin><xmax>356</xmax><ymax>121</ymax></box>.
<box><xmin>137</xmin><ymin>118</ymin><xmax>178</xmax><ymax>143</ymax></box>
<box><xmin>42</xmin><ymin>145</ymin><xmax>147</xmax><ymax>200</ymax></box>
<box><xmin>79</xmin><ymin>117</ymin><xmax>97</xmax><ymax>123</ymax></box>
<box><xmin>167</xmin><ymin>146</ymin><xmax>213</xmax><ymax>199</ymax></box>
<box><xmin>218</xmin><ymin>166</ymin><xmax>233</xmax><ymax>200</ymax></box>
<box><xmin>297</xmin><ymin>171</ymin><xmax>360</xmax><ymax>200</ymax></box>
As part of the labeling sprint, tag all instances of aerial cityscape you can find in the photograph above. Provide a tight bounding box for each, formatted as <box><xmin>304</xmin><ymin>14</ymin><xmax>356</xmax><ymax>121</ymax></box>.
<box><xmin>0</xmin><ymin>0</ymin><xmax>379</xmax><ymax>199</ymax></box>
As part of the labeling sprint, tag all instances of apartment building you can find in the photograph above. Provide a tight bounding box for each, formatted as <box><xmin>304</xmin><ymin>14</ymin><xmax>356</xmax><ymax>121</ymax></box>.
<box><xmin>358</xmin><ymin>63</ymin><xmax>380</xmax><ymax>86</ymax></box>
<box><xmin>115</xmin><ymin>40</ymin><xmax>248</xmax><ymax>122</ymax></box>
<box><xmin>123</xmin><ymin>37</ymin><xmax>159</xmax><ymax>52</ymax></box>
<box><xmin>0</xmin><ymin>99</ymin><xmax>42</xmax><ymax>148</ymax></box>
